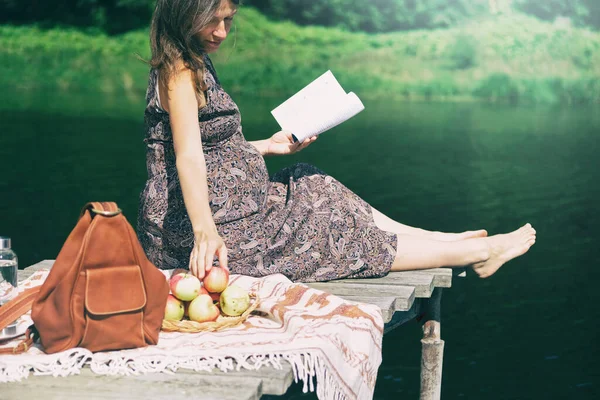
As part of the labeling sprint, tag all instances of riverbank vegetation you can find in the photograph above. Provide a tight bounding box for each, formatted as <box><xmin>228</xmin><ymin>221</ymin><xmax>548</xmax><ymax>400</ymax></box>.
<box><xmin>246</xmin><ymin>0</ymin><xmax>600</xmax><ymax>32</ymax></box>
<box><xmin>1</xmin><ymin>6</ymin><xmax>598</xmax><ymax>104</ymax></box>
<box><xmin>3</xmin><ymin>0</ymin><xmax>599</xmax><ymax>33</ymax></box>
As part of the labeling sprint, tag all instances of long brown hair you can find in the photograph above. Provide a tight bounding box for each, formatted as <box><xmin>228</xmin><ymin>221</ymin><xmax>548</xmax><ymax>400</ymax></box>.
<box><xmin>149</xmin><ymin>0</ymin><xmax>239</xmax><ymax>107</ymax></box>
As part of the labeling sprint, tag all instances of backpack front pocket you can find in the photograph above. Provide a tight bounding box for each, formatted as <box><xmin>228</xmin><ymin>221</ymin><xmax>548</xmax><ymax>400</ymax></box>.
<box><xmin>80</xmin><ymin>265</ymin><xmax>147</xmax><ymax>352</ymax></box>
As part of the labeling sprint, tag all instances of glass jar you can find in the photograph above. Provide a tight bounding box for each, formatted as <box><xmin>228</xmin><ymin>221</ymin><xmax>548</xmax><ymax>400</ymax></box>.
<box><xmin>0</xmin><ymin>236</ymin><xmax>18</xmax><ymax>289</ymax></box>
<box><xmin>0</xmin><ymin>237</ymin><xmax>19</xmax><ymax>336</ymax></box>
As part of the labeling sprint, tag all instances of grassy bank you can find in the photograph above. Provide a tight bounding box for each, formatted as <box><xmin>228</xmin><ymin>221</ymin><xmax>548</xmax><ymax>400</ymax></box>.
<box><xmin>1</xmin><ymin>7</ymin><xmax>599</xmax><ymax>104</ymax></box>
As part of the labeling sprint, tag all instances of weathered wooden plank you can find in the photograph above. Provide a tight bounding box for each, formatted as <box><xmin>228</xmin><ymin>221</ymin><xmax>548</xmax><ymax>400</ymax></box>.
<box><xmin>334</xmin><ymin>272</ymin><xmax>434</xmax><ymax>298</ymax></box>
<box><xmin>18</xmin><ymin>259</ymin><xmax>54</xmax><ymax>280</ymax></box>
<box><xmin>384</xmin><ymin>299</ymin><xmax>422</xmax><ymax>334</ymax></box>
<box><xmin>412</xmin><ymin>268</ymin><xmax>453</xmax><ymax>288</ymax></box>
<box><xmin>305</xmin><ymin>282</ymin><xmax>415</xmax><ymax>311</ymax></box>
<box><xmin>340</xmin><ymin>296</ymin><xmax>396</xmax><ymax>323</ymax></box>
<box><xmin>179</xmin><ymin>364</ymin><xmax>294</xmax><ymax>396</ymax></box>
<box><xmin>1</xmin><ymin>368</ymin><xmax>263</xmax><ymax>400</ymax></box>
<box><xmin>20</xmin><ymin>260</ymin><xmax>459</xmax><ymax>287</ymax></box>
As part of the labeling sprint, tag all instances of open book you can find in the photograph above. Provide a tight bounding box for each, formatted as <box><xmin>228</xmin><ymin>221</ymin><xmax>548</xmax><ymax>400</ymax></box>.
<box><xmin>271</xmin><ymin>70</ymin><xmax>364</xmax><ymax>143</ymax></box>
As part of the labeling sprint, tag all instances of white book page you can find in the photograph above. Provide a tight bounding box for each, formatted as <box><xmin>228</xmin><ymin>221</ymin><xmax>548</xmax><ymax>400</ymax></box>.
<box><xmin>271</xmin><ymin>71</ymin><xmax>364</xmax><ymax>142</ymax></box>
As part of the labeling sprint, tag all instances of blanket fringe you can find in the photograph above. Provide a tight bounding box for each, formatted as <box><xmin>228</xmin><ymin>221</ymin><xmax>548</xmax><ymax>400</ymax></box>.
<box><xmin>0</xmin><ymin>348</ymin><xmax>90</xmax><ymax>382</ymax></box>
<box><xmin>1</xmin><ymin>272</ymin><xmax>382</xmax><ymax>399</ymax></box>
<box><xmin>1</xmin><ymin>350</ymin><xmax>350</xmax><ymax>400</ymax></box>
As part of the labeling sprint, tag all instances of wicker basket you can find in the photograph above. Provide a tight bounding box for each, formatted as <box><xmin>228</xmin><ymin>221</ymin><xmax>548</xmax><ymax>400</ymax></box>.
<box><xmin>161</xmin><ymin>293</ymin><xmax>259</xmax><ymax>333</ymax></box>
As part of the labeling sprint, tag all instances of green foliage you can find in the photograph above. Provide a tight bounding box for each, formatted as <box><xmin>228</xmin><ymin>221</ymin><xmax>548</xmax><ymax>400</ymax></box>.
<box><xmin>1</xmin><ymin>0</ymin><xmax>599</xmax><ymax>34</ymax></box>
<box><xmin>245</xmin><ymin>0</ymin><xmax>600</xmax><ymax>33</ymax></box>
<box><xmin>1</xmin><ymin>8</ymin><xmax>599</xmax><ymax>104</ymax></box>
<box><xmin>474</xmin><ymin>73</ymin><xmax>520</xmax><ymax>103</ymax></box>
<box><xmin>244</xmin><ymin>0</ymin><xmax>490</xmax><ymax>32</ymax></box>
<box><xmin>446</xmin><ymin>34</ymin><xmax>477</xmax><ymax>70</ymax></box>
<box><xmin>513</xmin><ymin>0</ymin><xmax>599</xmax><ymax>29</ymax></box>
<box><xmin>0</xmin><ymin>0</ymin><xmax>154</xmax><ymax>34</ymax></box>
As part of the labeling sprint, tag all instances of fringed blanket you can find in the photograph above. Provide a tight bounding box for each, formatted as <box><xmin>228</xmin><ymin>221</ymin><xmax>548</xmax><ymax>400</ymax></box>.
<box><xmin>0</xmin><ymin>269</ymin><xmax>384</xmax><ymax>400</ymax></box>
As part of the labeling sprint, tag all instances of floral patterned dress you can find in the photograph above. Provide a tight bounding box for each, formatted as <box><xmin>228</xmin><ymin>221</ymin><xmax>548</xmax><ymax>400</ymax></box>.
<box><xmin>137</xmin><ymin>56</ymin><xmax>397</xmax><ymax>282</ymax></box>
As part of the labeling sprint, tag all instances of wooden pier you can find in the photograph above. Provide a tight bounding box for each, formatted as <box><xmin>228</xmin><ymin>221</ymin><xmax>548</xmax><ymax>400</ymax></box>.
<box><xmin>2</xmin><ymin>260</ymin><xmax>465</xmax><ymax>399</ymax></box>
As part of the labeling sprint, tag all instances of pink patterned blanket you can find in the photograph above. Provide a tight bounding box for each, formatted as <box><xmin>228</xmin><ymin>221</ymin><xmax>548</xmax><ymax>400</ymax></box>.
<box><xmin>0</xmin><ymin>269</ymin><xmax>384</xmax><ymax>399</ymax></box>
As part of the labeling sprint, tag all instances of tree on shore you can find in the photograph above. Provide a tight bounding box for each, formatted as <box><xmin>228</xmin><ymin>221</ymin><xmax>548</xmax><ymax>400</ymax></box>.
<box><xmin>0</xmin><ymin>0</ymin><xmax>597</xmax><ymax>33</ymax></box>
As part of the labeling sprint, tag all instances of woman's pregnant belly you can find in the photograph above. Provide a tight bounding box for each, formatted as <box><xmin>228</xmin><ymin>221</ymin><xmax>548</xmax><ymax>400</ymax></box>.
<box><xmin>203</xmin><ymin>131</ymin><xmax>269</xmax><ymax>224</ymax></box>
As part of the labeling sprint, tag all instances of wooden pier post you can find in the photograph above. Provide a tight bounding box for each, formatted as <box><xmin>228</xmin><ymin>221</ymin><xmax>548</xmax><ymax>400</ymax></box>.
<box><xmin>419</xmin><ymin>288</ymin><xmax>444</xmax><ymax>400</ymax></box>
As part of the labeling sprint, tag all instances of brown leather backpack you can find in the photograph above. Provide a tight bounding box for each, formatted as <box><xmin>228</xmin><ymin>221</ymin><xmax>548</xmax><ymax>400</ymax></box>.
<box><xmin>0</xmin><ymin>202</ymin><xmax>169</xmax><ymax>354</ymax></box>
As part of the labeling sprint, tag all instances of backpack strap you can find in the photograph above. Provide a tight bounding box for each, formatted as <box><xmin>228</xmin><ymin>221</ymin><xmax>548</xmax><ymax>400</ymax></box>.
<box><xmin>81</xmin><ymin>202</ymin><xmax>122</xmax><ymax>218</ymax></box>
<box><xmin>0</xmin><ymin>287</ymin><xmax>40</xmax><ymax>354</ymax></box>
<box><xmin>0</xmin><ymin>327</ymin><xmax>37</xmax><ymax>355</ymax></box>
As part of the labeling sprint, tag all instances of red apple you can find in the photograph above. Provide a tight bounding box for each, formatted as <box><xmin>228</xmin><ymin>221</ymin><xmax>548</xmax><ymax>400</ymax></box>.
<box><xmin>164</xmin><ymin>294</ymin><xmax>185</xmax><ymax>321</ymax></box>
<box><xmin>172</xmin><ymin>268</ymin><xmax>188</xmax><ymax>276</ymax></box>
<box><xmin>170</xmin><ymin>273</ymin><xmax>202</xmax><ymax>301</ymax></box>
<box><xmin>209</xmin><ymin>291</ymin><xmax>221</xmax><ymax>303</ymax></box>
<box><xmin>203</xmin><ymin>267</ymin><xmax>229</xmax><ymax>293</ymax></box>
<box><xmin>188</xmin><ymin>294</ymin><xmax>220</xmax><ymax>323</ymax></box>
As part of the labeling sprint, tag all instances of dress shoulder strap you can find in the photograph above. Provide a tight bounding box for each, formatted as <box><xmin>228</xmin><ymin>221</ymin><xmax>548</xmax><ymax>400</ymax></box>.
<box><xmin>146</xmin><ymin>68</ymin><xmax>165</xmax><ymax>112</ymax></box>
<box><xmin>203</xmin><ymin>55</ymin><xmax>221</xmax><ymax>86</ymax></box>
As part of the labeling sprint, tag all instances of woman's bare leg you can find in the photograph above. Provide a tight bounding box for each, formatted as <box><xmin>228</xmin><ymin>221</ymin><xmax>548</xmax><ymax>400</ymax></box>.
<box><xmin>390</xmin><ymin>224</ymin><xmax>536</xmax><ymax>278</ymax></box>
<box><xmin>372</xmin><ymin>207</ymin><xmax>487</xmax><ymax>241</ymax></box>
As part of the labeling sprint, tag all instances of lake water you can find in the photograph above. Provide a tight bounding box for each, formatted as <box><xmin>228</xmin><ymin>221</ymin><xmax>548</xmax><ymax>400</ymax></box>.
<box><xmin>0</xmin><ymin>89</ymin><xmax>598</xmax><ymax>399</ymax></box>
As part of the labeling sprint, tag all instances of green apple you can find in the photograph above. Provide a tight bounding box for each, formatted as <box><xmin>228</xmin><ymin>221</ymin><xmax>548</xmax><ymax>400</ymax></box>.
<box><xmin>219</xmin><ymin>285</ymin><xmax>250</xmax><ymax>317</ymax></box>
<box><xmin>188</xmin><ymin>294</ymin><xmax>220</xmax><ymax>323</ymax></box>
<box><xmin>170</xmin><ymin>272</ymin><xmax>202</xmax><ymax>301</ymax></box>
<box><xmin>164</xmin><ymin>294</ymin><xmax>185</xmax><ymax>321</ymax></box>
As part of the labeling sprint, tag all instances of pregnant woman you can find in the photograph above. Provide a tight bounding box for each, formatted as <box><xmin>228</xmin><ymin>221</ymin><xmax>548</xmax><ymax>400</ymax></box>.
<box><xmin>137</xmin><ymin>0</ymin><xmax>536</xmax><ymax>282</ymax></box>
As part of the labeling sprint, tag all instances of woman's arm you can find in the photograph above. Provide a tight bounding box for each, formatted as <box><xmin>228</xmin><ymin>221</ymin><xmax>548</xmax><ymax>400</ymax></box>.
<box><xmin>163</xmin><ymin>66</ymin><xmax>228</xmax><ymax>279</ymax></box>
<box><xmin>249</xmin><ymin>131</ymin><xmax>318</xmax><ymax>157</ymax></box>
<box><xmin>248</xmin><ymin>138</ymin><xmax>270</xmax><ymax>156</ymax></box>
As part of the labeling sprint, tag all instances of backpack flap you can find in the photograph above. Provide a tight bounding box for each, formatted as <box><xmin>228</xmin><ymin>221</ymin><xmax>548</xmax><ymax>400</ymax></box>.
<box><xmin>80</xmin><ymin>265</ymin><xmax>147</xmax><ymax>352</ymax></box>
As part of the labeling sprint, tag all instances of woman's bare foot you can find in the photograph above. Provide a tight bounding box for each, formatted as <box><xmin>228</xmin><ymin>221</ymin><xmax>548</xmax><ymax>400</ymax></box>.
<box><xmin>430</xmin><ymin>229</ymin><xmax>488</xmax><ymax>242</ymax></box>
<box><xmin>472</xmin><ymin>224</ymin><xmax>536</xmax><ymax>278</ymax></box>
